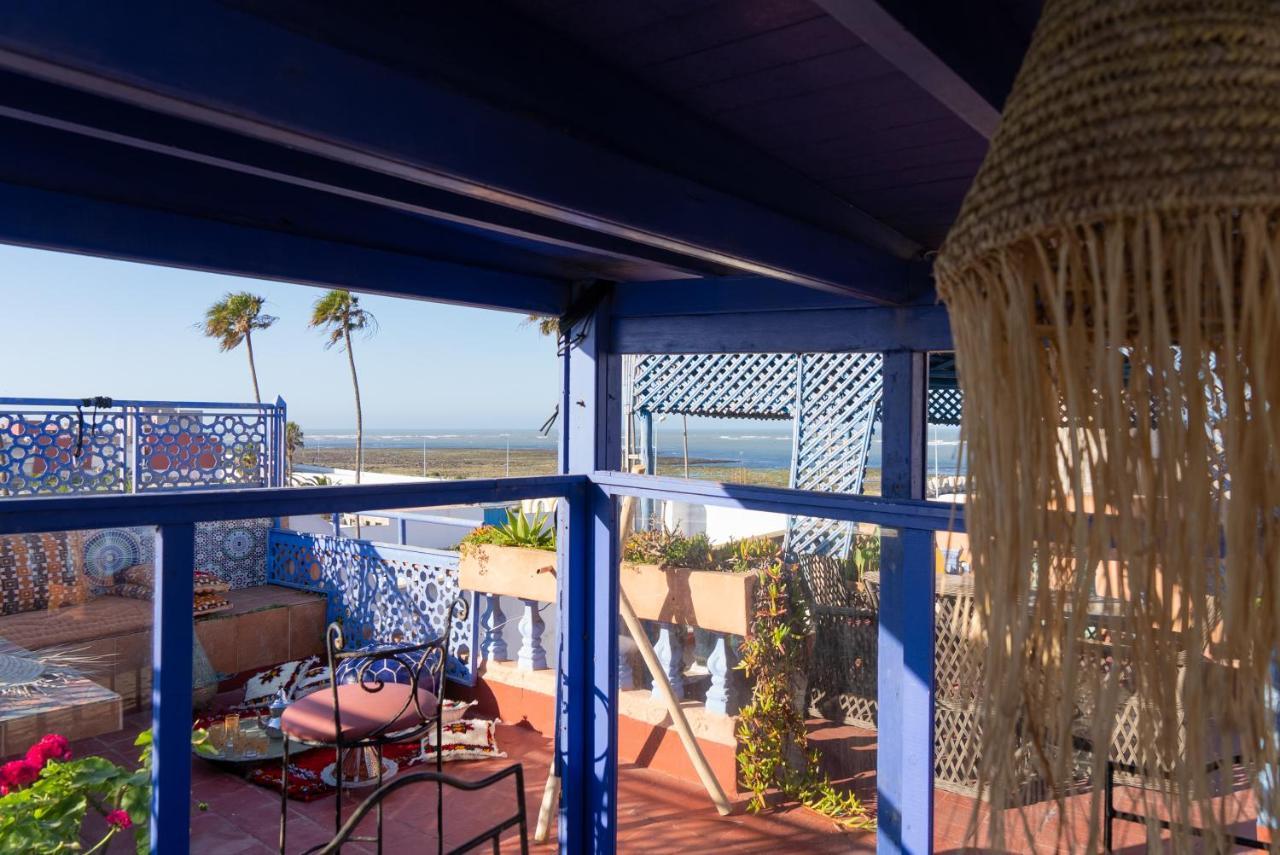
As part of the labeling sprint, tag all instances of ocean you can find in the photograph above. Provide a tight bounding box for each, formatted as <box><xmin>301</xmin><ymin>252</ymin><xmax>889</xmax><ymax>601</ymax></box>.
<box><xmin>306</xmin><ymin>424</ymin><xmax>966</xmax><ymax>474</ymax></box>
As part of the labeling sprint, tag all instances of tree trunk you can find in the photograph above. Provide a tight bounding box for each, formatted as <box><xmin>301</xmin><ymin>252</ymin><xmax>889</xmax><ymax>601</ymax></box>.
<box><xmin>345</xmin><ymin>326</ymin><xmax>363</xmax><ymax>486</ymax></box>
<box><xmin>245</xmin><ymin>331</ymin><xmax>261</xmax><ymax>404</ymax></box>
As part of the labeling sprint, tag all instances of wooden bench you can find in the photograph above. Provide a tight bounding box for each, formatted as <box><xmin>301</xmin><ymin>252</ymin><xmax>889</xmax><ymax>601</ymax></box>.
<box><xmin>0</xmin><ymin>585</ymin><xmax>326</xmax><ymax>716</ymax></box>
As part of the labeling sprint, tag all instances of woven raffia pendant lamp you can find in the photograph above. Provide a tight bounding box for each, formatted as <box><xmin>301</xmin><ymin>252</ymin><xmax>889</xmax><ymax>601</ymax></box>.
<box><xmin>936</xmin><ymin>0</ymin><xmax>1280</xmax><ymax>850</ymax></box>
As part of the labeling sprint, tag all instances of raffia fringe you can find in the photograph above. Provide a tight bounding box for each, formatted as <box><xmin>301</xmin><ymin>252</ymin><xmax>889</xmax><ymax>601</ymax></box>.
<box><xmin>937</xmin><ymin>210</ymin><xmax>1280</xmax><ymax>852</ymax></box>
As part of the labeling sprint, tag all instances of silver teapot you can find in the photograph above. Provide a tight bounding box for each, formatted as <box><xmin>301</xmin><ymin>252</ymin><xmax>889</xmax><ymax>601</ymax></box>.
<box><xmin>265</xmin><ymin>689</ymin><xmax>288</xmax><ymax>740</ymax></box>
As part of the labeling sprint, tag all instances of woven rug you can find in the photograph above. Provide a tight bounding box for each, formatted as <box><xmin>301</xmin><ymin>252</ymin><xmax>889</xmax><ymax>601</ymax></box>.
<box><xmin>245</xmin><ymin>741</ymin><xmax>427</xmax><ymax>801</ymax></box>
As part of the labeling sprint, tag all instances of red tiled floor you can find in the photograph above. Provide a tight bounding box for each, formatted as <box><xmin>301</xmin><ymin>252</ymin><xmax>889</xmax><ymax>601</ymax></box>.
<box><xmin>71</xmin><ymin>710</ymin><xmax>873</xmax><ymax>854</ymax></box>
<box><xmin>60</xmin><ymin>710</ymin><xmax>1266</xmax><ymax>853</ymax></box>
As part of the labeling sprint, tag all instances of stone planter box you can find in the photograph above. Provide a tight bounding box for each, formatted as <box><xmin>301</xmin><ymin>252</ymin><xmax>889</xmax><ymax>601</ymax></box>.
<box><xmin>621</xmin><ymin>563</ymin><xmax>757</xmax><ymax>637</ymax></box>
<box><xmin>458</xmin><ymin>544</ymin><xmax>557</xmax><ymax>603</ymax></box>
<box><xmin>459</xmin><ymin>547</ymin><xmax>757</xmax><ymax>637</ymax></box>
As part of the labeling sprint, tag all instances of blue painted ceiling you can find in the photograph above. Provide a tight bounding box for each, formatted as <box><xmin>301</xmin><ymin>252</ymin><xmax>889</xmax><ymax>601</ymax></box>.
<box><xmin>0</xmin><ymin>1</ymin><xmax>1039</xmax><ymax>313</ymax></box>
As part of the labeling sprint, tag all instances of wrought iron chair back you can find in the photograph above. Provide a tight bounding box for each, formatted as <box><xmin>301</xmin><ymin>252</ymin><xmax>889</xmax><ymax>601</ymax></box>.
<box><xmin>323</xmin><ymin>600</ymin><xmax>460</xmax><ymax>747</ymax></box>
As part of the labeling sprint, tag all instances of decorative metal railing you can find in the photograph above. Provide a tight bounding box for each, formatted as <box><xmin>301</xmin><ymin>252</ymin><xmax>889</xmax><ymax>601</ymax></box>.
<box><xmin>0</xmin><ymin>396</ymin><xmax>286</xmax><ymax>497</ymax></box>
<box><xmin>266</xmin><ymin>528</ymin><xmax>478</xmax><ymax>685</ymax></box>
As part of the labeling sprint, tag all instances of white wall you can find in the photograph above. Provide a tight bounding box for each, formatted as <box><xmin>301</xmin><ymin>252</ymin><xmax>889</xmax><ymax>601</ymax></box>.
<box><xmin>660</xmin><ymin>501</ymin><xmax>786</xmax><ymax>544</ymax></box>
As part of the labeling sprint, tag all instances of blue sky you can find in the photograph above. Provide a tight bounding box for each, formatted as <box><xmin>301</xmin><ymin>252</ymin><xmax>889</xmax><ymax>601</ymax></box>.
<box><xmin>0</xmin><ymin>245</ymin><xmax>561</xmax><ymax>430</ymax></box>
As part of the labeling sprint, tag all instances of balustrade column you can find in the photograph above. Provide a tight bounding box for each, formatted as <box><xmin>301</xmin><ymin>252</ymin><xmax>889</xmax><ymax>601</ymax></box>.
<box><xmin>516</xmin><ymin>598</ymin><xmax>548</xmax><ymax>670</ymax></box>
<box><xmin>704</xmin><ymin>633</ymin><xmax>738</xmax><ymax>715</ymax></box>
<box><xmin>650</xmin><ymin>621</ymin><xmax>684</xmax><ymax>701</ymax></box>
<box><xmin>617</xmin><ymin>627</ymin><xmax>634</xmax><ymax>690</ymax></box>
<box><xmin>481</xmin><ymin>594</ymin><xmax>509</xmax><ymax>663</ymax></box>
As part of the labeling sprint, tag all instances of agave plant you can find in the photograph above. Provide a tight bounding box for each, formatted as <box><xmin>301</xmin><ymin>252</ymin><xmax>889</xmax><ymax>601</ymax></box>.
<box><xmin>459</xmin><ymin>508</ymin><xmax>556</xmax><ymax>552</ymax></box>
<box><xmin>493</xmin><ymin>509</ymin><xmax>555</xmax><ymax>550</ymax></box>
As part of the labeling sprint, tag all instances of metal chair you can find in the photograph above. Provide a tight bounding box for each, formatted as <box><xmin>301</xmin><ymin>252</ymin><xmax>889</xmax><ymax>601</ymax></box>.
<box><xmin>307</xmin><ymin>765</ymin><xmax>529</xmax><ymax>855</ymax></box>
<box><xmin>279</xmin><ymin>595</ymin><xmax>469</xmax><ymax>854</ymax></box>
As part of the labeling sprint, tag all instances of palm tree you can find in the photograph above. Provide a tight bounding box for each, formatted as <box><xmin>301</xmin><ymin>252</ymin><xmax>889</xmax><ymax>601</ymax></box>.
<box><xmin>524</xmin><ymin>314</ymin><xmax>559</xmax><ymax>337</ymax></box>
<box><xmin>284</xmin><ymin>421</ymin><xmax>304</xmax><ymax>481</ymax></box>
<box><xmin>201</xmin><ymin>292</ymin><xmax>277</xmax><ymax>403</ymax></box>
<box><xmin>309</xmin><ymin>291</ymin><xmax>377</xmax><ymax>483</ymax></box>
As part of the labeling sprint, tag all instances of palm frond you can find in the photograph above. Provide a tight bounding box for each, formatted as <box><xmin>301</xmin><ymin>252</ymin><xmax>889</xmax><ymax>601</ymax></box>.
<box><xmin>200</xmin><ymin>291</ymin><xmax>275</xmax><ymax>351</ymax></box>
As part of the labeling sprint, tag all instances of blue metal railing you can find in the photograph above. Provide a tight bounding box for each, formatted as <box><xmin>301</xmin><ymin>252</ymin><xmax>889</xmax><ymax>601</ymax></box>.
<box><xmin>0</xmin><ymin>473</ymin><xmax>965</xmax><ymax>853</ymax></box>
<box><xmin>0</xmin><ymin>395</ymin><xmax>286</xmax><ymax>496</ymax></box>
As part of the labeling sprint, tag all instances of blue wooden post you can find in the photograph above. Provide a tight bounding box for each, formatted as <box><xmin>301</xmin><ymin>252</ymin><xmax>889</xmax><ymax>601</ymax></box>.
<box><xmin>650</xmin><ymin>622</ymin><xmax>684</xmax><ymax>701</ymax></box>
<box><xmin>152</xmin><ymin>523</ymin><xmax>195</xmax><ymax>853</ymax></box>
<box><xmin>705</xmin><ymin>633</ymin><xmax>736</xmax><ymax>715</ymax></box>
<box><xmin>395</xmin><ymin>516</ymin><xmax>408</xmax><ymax>545</ymax></box>
<box><xmin>481</xmin><ymin>594</ymin><xmax>509</xmax><ymax>662</ymax></box>
<box><xmin>636</xmin><ymin>409</ymin><xmax>655</xmax><ymax>526</ymax></box>
<box><xmin>517</xmin><ymin>598</ymin><xmax>548</xmax><ymax>670</ymax></box>
<box><xmin>881</xmin><ymin>351</ymin><xmax>927</xmax><ymax>501</ymax></box>
<box><xmin>556</xmin><ymin>292</ymin><xmax>621</xmax><ymax>854</ymax></box>
<box><xmin>878</xmin><ymin>349</ymin><xmax>934</xmax><ymax>854</ymax></box>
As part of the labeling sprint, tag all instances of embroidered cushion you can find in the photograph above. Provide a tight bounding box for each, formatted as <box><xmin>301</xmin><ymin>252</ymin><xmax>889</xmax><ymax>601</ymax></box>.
<box><xmin>0</xmin><ymin>532</ymin><xmax>88</xmax><ymax>615</ymax></box>
<box><xmin>334</xmin><ymin>643</ymin><xmax>441</xmax><ymax>695</ymax></box>
<box><xmin>113</xmin><ymin>583</ymin><xmax>153</xmax><ymax>602</ymax></box>
<box><xmin>418</xmin><ymin>718</ymin><xmax>506</xmax><ymax>762</ymax></box>
<box><xmin>239</xmin><ymin>655</ymin><xmax>332</xmax><ymax>710</ymax></box>
<box><xmin>116</xmin><ymin>564</ymin><xmax>154</xmax><ymax>587</ymax></box>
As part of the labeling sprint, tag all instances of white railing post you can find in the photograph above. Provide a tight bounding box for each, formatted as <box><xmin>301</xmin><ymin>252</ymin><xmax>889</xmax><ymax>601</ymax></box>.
<box><xmin>517</xmin><ymin>598</ymin><xmax>548</xmax><ymax>670</ymax></box>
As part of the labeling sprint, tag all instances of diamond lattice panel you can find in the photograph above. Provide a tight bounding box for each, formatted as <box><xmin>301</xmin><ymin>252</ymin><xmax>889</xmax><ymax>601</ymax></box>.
<box><xmin>630</xmin><ymin>351</ymin><xmax>883</xmax><ymax>557</ymax></box>
<box><xmin>632</xmin><ymin>353</ymin><xmax>797</xmax><ymax>420</ymax></box>
<box><xmin>786</xmin><ymin>352</ymin><xmax>883</xmax><ymax>557</ymax></box>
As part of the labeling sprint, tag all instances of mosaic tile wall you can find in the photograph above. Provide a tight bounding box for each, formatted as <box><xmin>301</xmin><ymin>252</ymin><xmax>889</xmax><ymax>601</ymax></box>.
<box><xmin>79</xmin><ymin>520</ymin><xmax>270</xmax><ymax>591</ymax></box>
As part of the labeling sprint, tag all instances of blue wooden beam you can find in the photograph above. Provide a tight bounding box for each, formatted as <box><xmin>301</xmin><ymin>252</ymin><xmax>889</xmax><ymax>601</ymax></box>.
<box><xmin>0</xmin><ymin>70</ymin><xmax>711</xmax><ymax>284</ymax></box>
<box><xmin>0</xmin><ymin>1</ymin><xmax>916</xmax><ymax>302</ymax></box>
<box><xmin>227</xmin><ymin>1</ymin><xmax>920</xmax><ymax>263</ymax></box>
<box><xmin>811</xmin><ymin>0</ymin><xmax>1028</xmax><ymax>139</ymax></box>
<box><xmin>0</xmin><ymin>475</ymin><xmax>585</xmax><ymax>535</ymax></box>
<box><xmin>151</xmin><ymin>523</ymin><xmax>195</xmax><ymax>853</ymax></box>
<box><xmin>0</xmin><ymin>180</ymin><xmax>566</xmax><ymax>316</ymax></box>
<box><xmin>612</xmin><ymin>305</ymin><xmax>952</xmax><ymax>355</ymax></box>
<box><xmin>592</xmin><ymin>471</ymin><xmax>962</xmax><ymax>533</ymax></box>
<box><xmin>612</xmin><ymin>276</ymin><xmax>884</xmax><ymax>317</ymax></box>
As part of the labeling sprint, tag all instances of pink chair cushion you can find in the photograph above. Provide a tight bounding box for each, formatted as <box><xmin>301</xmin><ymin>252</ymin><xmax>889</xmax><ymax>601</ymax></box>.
<box><xmin>281</xmin><ymin>683</ymin><xmax>438</xmax><ymax>743</ymax></box>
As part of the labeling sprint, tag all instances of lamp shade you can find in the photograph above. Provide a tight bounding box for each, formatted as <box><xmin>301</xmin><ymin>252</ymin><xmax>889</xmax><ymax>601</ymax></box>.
<box><xmin>935</xmin><ymin>1</ymin><xmax>1280</xmax><ymax>849</ymax></box>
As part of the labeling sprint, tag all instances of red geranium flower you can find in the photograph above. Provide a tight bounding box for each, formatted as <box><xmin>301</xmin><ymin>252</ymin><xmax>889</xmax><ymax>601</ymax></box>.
<box><xmin>2</xmin><ymin>758</ymin><xmax>41</xmax><ymax>790</ymax></box>
<box><xmin>26</xmin><ymin>733</ymin><xmax>71</xmax><ymax>766</ymax></box>
<box><xmin>105</xmin><ymin>809</ymin><xmax>132</xmax><ymax>830</ymax></box>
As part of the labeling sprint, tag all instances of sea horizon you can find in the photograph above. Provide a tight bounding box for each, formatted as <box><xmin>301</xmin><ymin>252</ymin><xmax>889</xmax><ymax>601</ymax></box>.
<box><xmin>303</xmin><ymin>424</ymin><xmax>965</xmax><ymax>473</ymax></box>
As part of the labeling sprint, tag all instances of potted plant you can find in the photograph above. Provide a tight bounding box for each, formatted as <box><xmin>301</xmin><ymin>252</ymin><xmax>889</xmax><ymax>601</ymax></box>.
<box><xmin>618</xmin><ymin>529</ymin><xmax>774</xmax><ymax>636</ymax></box>
<box><xmin>457</xmin><ymin>509</ymin><xmax>558</xmax><ymax>603</ymax></box>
